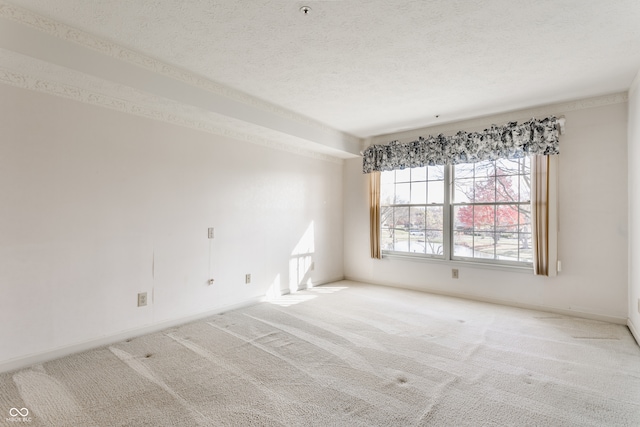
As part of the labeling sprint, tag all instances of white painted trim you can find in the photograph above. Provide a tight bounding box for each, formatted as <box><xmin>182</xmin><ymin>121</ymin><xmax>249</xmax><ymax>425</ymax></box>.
<box><xmin>344</xmin><ymin>276</ymin><xmax>627</xmax><ymax>325</ymax></box>
<box><xmin>0</xmin><ymin>297</ymin><xmax>262</xmax><ymax>374</ymax></box>
<box><xmin>310</xmin><ymin>276</ymin><xmax>346</xmax><ymax>288</ymax></box>
<box><xmin>629</xmin><ymin>319</ymin><xmax>640</xmax><ymax>347</ymax></box>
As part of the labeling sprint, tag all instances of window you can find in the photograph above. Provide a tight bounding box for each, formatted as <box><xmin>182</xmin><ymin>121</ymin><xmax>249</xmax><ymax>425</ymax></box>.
<box><xmin>380</xmin><ymin>157</ymin><xmax>532</xmax><ymax>266</ymax></box>
<box><xmin>381</xmin><ymin>165</ymin><xmax>445</xmax><ymax>256</ymax></box>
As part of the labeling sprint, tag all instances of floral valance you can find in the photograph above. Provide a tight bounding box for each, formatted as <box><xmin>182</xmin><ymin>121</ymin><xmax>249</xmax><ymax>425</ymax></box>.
<box><xmin>362</xmin><ymin>117</ymin><xmax>561</xmax><ymax>173</ymax></box>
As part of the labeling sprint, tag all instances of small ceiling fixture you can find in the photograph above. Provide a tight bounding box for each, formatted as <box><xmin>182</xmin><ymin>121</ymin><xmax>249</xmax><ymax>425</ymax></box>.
<box><xmin>300</xmin><ymin>6</ymin><xmax>311</xmax><ymax>15</ymax></box>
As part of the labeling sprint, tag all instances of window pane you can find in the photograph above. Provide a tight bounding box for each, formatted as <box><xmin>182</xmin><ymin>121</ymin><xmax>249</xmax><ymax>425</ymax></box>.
<box><xmin>381</xmin><ymin>182</ymin><xmax>394</xmax><ymax>205</ymax></box>
<box><xmin>408</xmin><ymin>236</ymin><xmax>426</xmax><ymax>254</ymax></box>
<box><xmin>496</xmin><ymin>233</ymin><xmax>519</xmax><ymax>261</ymax></box>
<box><xmin>452</xmin><ymin>227</ymin><xmax>473</xmax><ymax>257</ymax></box>
<box><xmin>495</xmin><ymin>175</ymin><xmax>519</xmax><ymax>202</ymax></box>
<box><xmin>381</xmin><ymin>206</ymin><xmax>393</xmax><ymax>229</ymax></box>
<box><xmin>473</xmin><ymin>205</ymin><xmax>495</xmax><ymax>231</ymax></box>
<box><xmin>381</xmin><ymin>170</ymin><xmax>395</xmax><ymax>185</ymax></box>
<box><xmin>381</xmin><ymin>171</ymin><xmax>395</xmax><ymax>206</ymax></box>
<box><xmin>474</xmin><ymin>178</ymin><xmax>495</xmax><ymax>203</ymax></box>
<box><xmin>427</xmin><ymin>180</ymin><xmax>444</xmax><ymax>204</ymax></box>
<box><xmin>393</xmin><ymin>206</ymin><xmax>409</xmax><ymax>229</ymax></box>
<box><xmin>453</xmin><ymin>205</ymin><xmax>473</xmax><ymax>233</ymax></box>
<box><xmin>393</xmin><ymin>228</ymin><xmax>408</xmax><ymax>251</ymax></box>
<box><xmin>410</xmin><ymin>206</ymin><xmax>426</xmax><ymax>229</ymax></box>
<box><xmin>496</xmin><ymin>158</ymin><xmax>520</xmax><ymax>175</ymax></box>
<box><xmin>425</xmin><ymin>231</ymin><xmax>444</xmax><ymax>256</ymax></box>
<box><xmin>520</xmin><ymin>174</ymin><xmax>531</xmax><ymax>202</ymax></box>
<box><xmin>410</xmin><ymin>181</ymin><xmax>427</xmax><ymax>204</ymax></box>
<box><xmin>496</xmin><ymin>205</ymin><xmax>519</xmax><ymax>232</ymax></box>
<box><xmin>475</xmin><ymin>160</ymin><xmax>494</xmax><ymax>178</ymax></box>
<box><xmin>381</xmin><ymin>225</ymin><xmax>393</xmax><ymax>251</ymax></box>
<box><xmin>519</xmin><ymin>233</ymin><xmax>533</xmax><ymax>262</ymax></box>
<box><xmin>519</xmin><ymin>204</ymin><xmax>531</xmax><ymax>228</ymax></box>
<box><xmin>395</xmin><ymin>183</ymin><xmax>410</xmax><ymax>204</ymax></box>
<box><xmin>426</xmin><ymin>206</ymin><xmax>443</xmax><ymax>230</ymax></box>
<box><xmin>396</xmin><ymin>168</ymin><xmax>411</xmax><ymax>182</ymax></box>
<box><xmin>453</xmin><ymin>178</ymin><xmax>473</xmax><ymax>203</ymax></box>
<box><xmin>428</xmin><ymin>165</ymin><xmax>445</xmax><ymax>180</ymax></box>
<box><xmin>454</xmin><ymin>163</ymin><xmax>474</xmax><ymax>179</ymax></box>
<box><xmin>473</xmin><ymin>232</ymin><xmax>496</xmax><ymax>259</ymax></box>
<box><xmin>411</xmin><ymin>166</ymin><xmax>427</xmax><ymax>181</ymax></box>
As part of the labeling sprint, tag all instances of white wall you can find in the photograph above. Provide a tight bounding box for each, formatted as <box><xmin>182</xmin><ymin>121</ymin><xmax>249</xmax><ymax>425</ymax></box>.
<box><xmin>0</xmin><ymin>84</ymin><xmax>344</xmax><ymax>369</ymax></box>
<box><xmin>345</xmin><ymin>99</ymin><xmax>628</xmax><ymax>322</ymax></box>
<box><xmin>629</xmin><ymin>71</ymin><xmax>640</xmax><ymax>342</ymax></box>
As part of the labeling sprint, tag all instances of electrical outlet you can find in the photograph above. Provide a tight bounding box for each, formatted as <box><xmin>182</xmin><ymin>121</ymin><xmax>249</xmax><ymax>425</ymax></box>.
<box><xmin>637</xmin><ymin>298</ymin><xmax>640</xmax><ymax>314</ymax></box>
<box><xmin>208</xmin><ymin>279</ymin><xmax>215</xmax><ymax>285</ymax></box>
<box><xmin>245</xmin><ymin>274</ymin><xmax>251</xmax><ymax>284</ymax></box>
<box><xmin>452</xmin><ymin>269</ymin><xmax>459</xmax><ymax>279</ymax></box>
<box><xmin>137</xmin><ymin>292</ymin><xmax>147</xmax><ymax>307</ymax></box>
<box><xmin>311</xmin><ymin>262</ymin><xmax>315</xmax><ymax>271</ymax></box>
<box><xmin>208</xmin><ymin>228</ymin><xmax>214</xmax><ymax>239</ymax></box>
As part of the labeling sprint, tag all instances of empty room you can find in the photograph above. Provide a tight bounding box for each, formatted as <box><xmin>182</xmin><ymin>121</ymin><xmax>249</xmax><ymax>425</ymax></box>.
<box><xmin>1</xmin><ymin>1</ymin><xmax>640</xmax><ymax>425</ymax></box>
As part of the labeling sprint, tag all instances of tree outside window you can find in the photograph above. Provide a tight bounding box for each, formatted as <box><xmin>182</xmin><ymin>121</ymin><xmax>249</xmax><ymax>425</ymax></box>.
<box><xmin>380</xmin><ymin>157</ymin><xmax>532</xmax><ymax>265</ymax></box>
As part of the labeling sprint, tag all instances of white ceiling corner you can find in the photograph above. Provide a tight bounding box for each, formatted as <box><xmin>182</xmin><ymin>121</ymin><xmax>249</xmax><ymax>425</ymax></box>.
<box><xmin>1</xmin><ymin>0</ymin><xmax>639</xmax><ymax>158</ymax></box>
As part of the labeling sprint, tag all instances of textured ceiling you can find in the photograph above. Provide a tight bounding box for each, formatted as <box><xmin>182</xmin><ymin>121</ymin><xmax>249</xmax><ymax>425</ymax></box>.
<box><xmin>1</xmin><ymin>0</ymin><xmax>640</xmax><ymax>156</ymax></box>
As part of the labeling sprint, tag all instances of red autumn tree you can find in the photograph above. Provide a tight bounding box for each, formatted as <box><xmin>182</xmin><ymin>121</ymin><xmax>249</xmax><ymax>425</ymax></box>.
<box><xmin>456</xmin><ymin>168</ymin><xmax>520</xmax><ymax>243</ymax></box>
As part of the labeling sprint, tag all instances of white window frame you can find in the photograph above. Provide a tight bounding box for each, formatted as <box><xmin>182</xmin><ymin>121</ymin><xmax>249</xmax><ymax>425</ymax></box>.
<box><xmin>381</xmin><ymin>161</ymin><xmax>534</xmax><ymax>269</ymax></box>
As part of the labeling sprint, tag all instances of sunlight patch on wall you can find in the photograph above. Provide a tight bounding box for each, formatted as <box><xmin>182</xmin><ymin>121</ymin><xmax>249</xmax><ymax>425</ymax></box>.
<box><xmin>289</xmin><ymin>221</ymin><xmax>315</xmax><ymax>293</ymax></box>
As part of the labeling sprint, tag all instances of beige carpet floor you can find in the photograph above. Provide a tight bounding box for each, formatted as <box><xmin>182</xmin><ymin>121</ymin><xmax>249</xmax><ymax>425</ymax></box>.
<box><xmin>1</xmin><ymin>281</ymin><xmax>639</xmax><ymax>426</ymax></box>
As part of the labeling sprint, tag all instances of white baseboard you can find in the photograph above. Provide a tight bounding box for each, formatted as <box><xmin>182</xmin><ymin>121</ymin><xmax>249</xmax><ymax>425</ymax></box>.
<box><xmin>0</xmin><ymin>297</ymin><xmax>262</xmax><ymax>374</ymax></box>
<box><xmin>303</xmin><ymin>276</ymin><xmax>345</xmax><ymax>290</ymax></box>
<box><xmin>628</xmin><ymin>319</ymin><xmax>640</xmax><ymax>346</ymax></box>
<box><xmin>344</xmin><ymin>276</ymin><xmax>627</xmax><ymax>325</ymax></box>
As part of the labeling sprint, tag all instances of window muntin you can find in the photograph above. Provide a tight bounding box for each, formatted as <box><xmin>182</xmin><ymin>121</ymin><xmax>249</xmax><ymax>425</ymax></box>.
<box><xmin>380</xmin><ymin>158</ymin><xmax>532</xmax><ymax>266</ymax></box>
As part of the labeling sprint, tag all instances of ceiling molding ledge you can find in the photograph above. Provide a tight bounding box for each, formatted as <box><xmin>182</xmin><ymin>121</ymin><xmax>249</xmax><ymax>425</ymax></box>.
<box><xmin>0</xmin><ymin>1</ymin><xmax>362</xmax><ymax>159</ymax></box>
<box><xmin>370</xmin><ymin>92</ymin><xmax>629</xmax><ymax>146</ymax></box>
<box><xmin>0</xmin><ymin>65</ymin><xmax>347</xmax><ymax>164</ymax></box>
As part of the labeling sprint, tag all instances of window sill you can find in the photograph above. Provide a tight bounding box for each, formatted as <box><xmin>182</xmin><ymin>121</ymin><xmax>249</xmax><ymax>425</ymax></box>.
<box><xmin>381</xmin><ymin>251</ymin><xmax>534</xmax><ymax>274</ymax></box>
